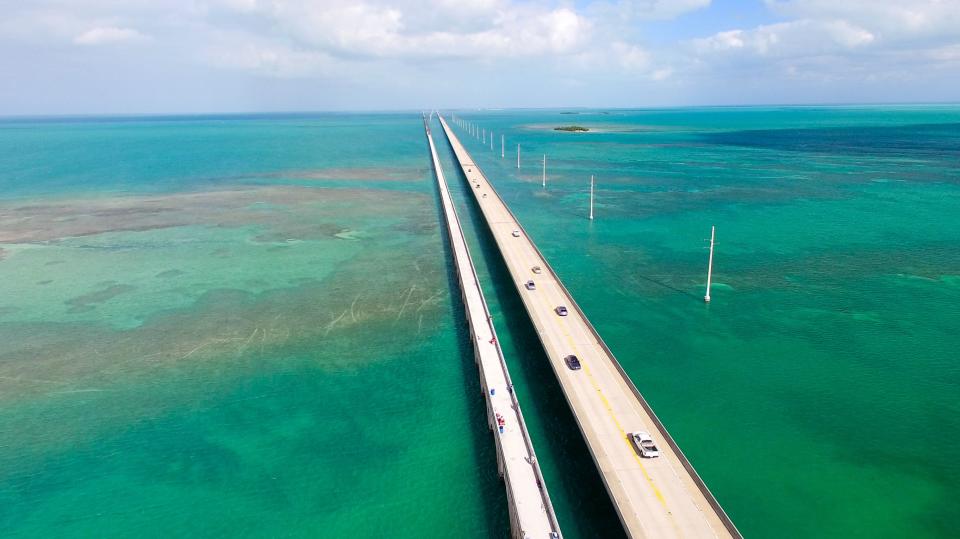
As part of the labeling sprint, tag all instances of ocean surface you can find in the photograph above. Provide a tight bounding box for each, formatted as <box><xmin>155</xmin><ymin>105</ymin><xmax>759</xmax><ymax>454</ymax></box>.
<box><xmin>0</xmin><ymin>107</ymin><xmax>958</xmax><ymax>537</ymax></box>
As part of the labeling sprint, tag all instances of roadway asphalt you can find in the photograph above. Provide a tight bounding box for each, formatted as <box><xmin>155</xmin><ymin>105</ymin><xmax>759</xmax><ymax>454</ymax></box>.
<box><xmin>438</xmin><ymin>114</ymin><xmax>738</xmax><ymax>539</ymax></box>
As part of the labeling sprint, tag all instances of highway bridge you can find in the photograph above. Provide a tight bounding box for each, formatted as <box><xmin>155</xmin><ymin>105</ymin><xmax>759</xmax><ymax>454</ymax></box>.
<box><xmin>437</xmin><ymin>113</ymin><xmax>740</xmax><ymax>539</ymax></box>
<box><xmin>423</xmin><ymin>114</ymin><xmax>562</xmax><ymax>539</ymax></box>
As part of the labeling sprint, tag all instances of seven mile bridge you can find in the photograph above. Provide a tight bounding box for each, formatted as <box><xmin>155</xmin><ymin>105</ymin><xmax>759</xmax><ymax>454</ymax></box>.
<box><xmin>437</xmin><ymin>113</ymin><xmax>740</xmax><ymax>539</ymax></box>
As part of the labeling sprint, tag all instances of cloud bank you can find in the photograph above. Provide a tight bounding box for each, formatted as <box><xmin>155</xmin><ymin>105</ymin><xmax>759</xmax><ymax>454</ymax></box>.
<box><xmin>0</xmin><ymin>0</ymin><xmax>958</xmax><ymax>113</ymax></box>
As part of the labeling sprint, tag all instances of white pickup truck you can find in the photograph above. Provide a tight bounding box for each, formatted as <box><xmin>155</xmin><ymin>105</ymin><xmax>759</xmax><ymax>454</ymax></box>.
<box><xmin>628</xmin><ymin>431</ymin><xmax>661</xmax><ymax>458</ymax></box>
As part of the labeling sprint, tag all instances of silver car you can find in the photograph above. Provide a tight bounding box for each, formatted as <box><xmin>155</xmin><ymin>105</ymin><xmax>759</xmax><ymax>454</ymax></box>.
<box><xmin>524</xmin><ymin>280</ymin><xmax>536</xmax><ymax>290</ymax></box>
<box><xmin>628</xmin><ymin>431</ymin><xmax>661</xmax><ymax>458</ymax></box>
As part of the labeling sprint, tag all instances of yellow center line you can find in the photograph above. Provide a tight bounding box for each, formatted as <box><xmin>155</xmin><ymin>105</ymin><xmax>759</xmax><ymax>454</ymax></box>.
<box><xmin>469</xmin><ymin>166</ymin><xmax>672</xmax><ymax>507</ymax></box>
<box><xmin>522</xmin><ymin>266</ymin><xmax>670</xmax><ymax>508</ymax></box>
<box><xmin>448</xmin><ymin>126</ymin><xmax>688</xmax><ymax>534</ymax></box>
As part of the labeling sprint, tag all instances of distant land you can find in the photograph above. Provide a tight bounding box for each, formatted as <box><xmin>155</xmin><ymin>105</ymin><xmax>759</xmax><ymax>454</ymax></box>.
<box><xmin>554</xmin><ymin>125</ymin><xmax>590</xmax><ymax>132</ymax></box>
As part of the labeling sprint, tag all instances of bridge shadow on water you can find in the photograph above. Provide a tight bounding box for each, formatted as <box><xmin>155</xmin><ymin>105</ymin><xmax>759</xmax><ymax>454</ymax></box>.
<box><xmin>435</xmin><ymin>123</ymin><xmax>627</xmax><ymax>538</ymax></box>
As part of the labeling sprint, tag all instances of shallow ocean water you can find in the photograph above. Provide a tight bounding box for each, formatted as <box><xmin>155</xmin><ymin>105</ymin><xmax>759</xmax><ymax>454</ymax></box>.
<box><xmin>0</xmin><ymin>114</ymin><xmax>508</xmax><ymax>537</ymax></box>
<box><xmin>1</xmin><ymin>107</ymin><xmax>958</xmax><ymax>537</ymax></box>
<box><xmin>444</xmin><ymin>106</ymin><xmax>960</xmax><ymax>538</ymax></box>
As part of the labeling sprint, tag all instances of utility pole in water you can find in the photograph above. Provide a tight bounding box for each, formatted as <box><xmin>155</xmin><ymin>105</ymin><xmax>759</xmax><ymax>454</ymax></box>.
<box><xmin>517</xmin><ymin>144</ymin><xmax>520</xmax><ymax>169</ymax></box>
<box><xmin>542</xmin><ymin>155</ymin><xmax>546</xmax><ymax>188</ymax></box>
<box><xmin>501</xmin><ymin>135</ymin><xmax>505</xmax><ymax>158</ymax></box>
<box><xmin>589</xmin><ymin>175</ymin><xmax>594</xmax><ymax>220</ymax></box>
<box><xmin>705</xmin><ymin>226</ymin><xmax>716</xmax><ymax>303</ymax></box>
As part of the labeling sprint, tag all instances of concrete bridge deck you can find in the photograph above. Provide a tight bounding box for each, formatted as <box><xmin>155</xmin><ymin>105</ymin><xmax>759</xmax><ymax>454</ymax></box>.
<box><xmin>422</xmin><ymin>114</ymin><xmax>562</xmax><ymax>539</ymax></box>
<box><xmin>437</xmin><ymin>114</ymin><xmax>740</xmax><ymax>539</ymax></box>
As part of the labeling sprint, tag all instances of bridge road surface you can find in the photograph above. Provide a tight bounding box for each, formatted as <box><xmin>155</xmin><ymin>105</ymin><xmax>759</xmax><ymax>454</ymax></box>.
<box><xmin>423</xmin><ymin>115</ymin><xmax>562</xmax><ymax>538</ymax></box>
<box><xmin>438</xmin><ymin>114</ymin><xmax>740</xmax><ymax>539</ymax></box>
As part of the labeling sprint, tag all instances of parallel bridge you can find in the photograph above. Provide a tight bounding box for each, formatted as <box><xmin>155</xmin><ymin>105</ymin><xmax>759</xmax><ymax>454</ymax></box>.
<box><xmin>423</xmin><ymin>114</ymin><xmax>562</xmax><ymax>538</ymax></box>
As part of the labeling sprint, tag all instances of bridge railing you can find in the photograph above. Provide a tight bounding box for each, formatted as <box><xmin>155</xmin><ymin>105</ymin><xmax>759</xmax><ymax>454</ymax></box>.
<box><xmin>425</xmin><ymin>113</ymin><xmax>562</xmax><ymax>536</ymax></box>
<box><xmin>437</xmin><ymin>113</ymin><xmax>741</xmax><ymax>539</ymax></box>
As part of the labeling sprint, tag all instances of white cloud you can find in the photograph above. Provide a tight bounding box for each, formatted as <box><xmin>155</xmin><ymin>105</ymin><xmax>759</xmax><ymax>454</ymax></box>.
<box><xmin>651</xmin><ymin>67</ymin><xmax>672</xmax><ymax>80</ymax></box>
<box><xmin>74</xmin><ymin>26</ymin><xmax>147</xmax><ymax>45</ymax></box>
<box><xmin>618</xmin><ymin>0</ymin><xmax>712</xmax><ymax>20</ymax></box>
<box><xmin>0</xmin><ymin>0</ymin><xmax>689</xmax><ymax>76</ymax></box>
<box><xmin>693</xmin><ymin>20</ymin><xmax>875</xmax><ymax>58</ymax></box>
<box><xmin>212</xmin><ymin>1</ymin><xmax>593</xmax><ymax>61</ymax></box>
<box><xmin>679</xmin><ymin>0</ymin><xmax>960</xmax><ymax>100</ymax></box>
<box><xmin>2</xmin><ymin>0</ymin><xmax>958</xmax><ymax>112</ymax></box>
<box><xmin>688</xmin><ymin>0</ymin><xmax>960</xmax><ymax>71</ymax></box>
<box><xmin>203</xmin><ymin>31</ymin><xmax>337</xmax><ymax>78</ymax></box>
<box><xmin>928</xmin><ymin>43</ymin><xmax>960</xmax><ymax>62</ymax></box>
<box><xmin>765</xmin><ymin>0</ymin><xmax>960</xmax><ymax>41</ymax></box>
<box><xmin>612</xmin><ymin>42</ymin><xmax>651</xmax><ymax>70</ymax></box>
<box><xmin>696</xmin><ymin>30</ymin><xmax>745</xmax><ymax>51</ymax></box>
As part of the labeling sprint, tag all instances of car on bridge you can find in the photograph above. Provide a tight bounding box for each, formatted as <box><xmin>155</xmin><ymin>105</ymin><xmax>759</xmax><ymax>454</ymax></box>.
<box><xmin>524</xmin><ymin>280</ymin><xmax>536</xmax><ymax>290</ymax></box>
<box><xmin>628</xmin><ymin>431</ymin><xmax>661</xmax><ymax>458</ymax></box>
<box><xmin>564</xmin><ymin>355</ymin><xmax>581</xmax><ymax>370</ymax></box>
<box><xmin>531</xmin><ymin>265</ymin><xmax>542</xmax><ymax>274</ymax></box>
<box><xmin>555</xmin><ymin>306</ymin><xmax>568</xmax><ymax>316</ymax></box>
<box><xmin>512</xmin><ymin>230</ymin><xmax>521</xmax><ymax>237</ymax></box>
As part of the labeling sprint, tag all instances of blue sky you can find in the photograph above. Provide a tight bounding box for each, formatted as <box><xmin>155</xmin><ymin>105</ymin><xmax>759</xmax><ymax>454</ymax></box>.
<box><xmin>1</xmin><ymin>0</ymin><xmax>958</xmax><ymax>114</ymax></box>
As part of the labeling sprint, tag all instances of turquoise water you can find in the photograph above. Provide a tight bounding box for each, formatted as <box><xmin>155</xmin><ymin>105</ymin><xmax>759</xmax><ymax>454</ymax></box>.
<box><xmin>445</xmin><ymin>106</ymin><xmax>960</xmax><ymax>537</ymax></box>
<box><xmin>1</xmin><ymin>107</ymin><xmax>959</xmax><ymax>537</ymax></box>
<box><xmin>0</xmin><ymin>114</ymin><xmax>508</xmax><ymax>537</ymax></box>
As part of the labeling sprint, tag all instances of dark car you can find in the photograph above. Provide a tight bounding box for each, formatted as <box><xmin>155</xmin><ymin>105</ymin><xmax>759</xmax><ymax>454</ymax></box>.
<box><xmin>555</xmin><ymin>306</ymin><xmax>568</xmax><ymax>316</ymax></box>
<box><xmin>564</xmin><ymin>355</ymin><xmax>581</xmax><ymax>370</ymax></box>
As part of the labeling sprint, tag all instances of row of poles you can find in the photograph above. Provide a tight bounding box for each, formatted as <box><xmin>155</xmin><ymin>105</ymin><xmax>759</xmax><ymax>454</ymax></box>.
<box><xmin>447</xmin><ymin>114</ymin><xmax>715</xmax><ymax>302</ymax></box>
<box><xmin>450</xmin><ymin>116</ymin><xmax>596</xmax><ymax>220</ymax></box>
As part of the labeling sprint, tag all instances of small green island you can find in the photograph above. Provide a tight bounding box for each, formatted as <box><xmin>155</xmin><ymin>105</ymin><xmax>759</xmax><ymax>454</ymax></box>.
<box><xmin>554</xmin><ymin>125</ymin><xmax>590</xmax><ymax>132</ymax></box>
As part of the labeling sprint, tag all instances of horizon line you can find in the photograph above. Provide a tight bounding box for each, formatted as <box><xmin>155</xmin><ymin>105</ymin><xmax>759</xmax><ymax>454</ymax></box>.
<box><xmin>2</xmin><ymin>100</ymin><xmax>959</xmax><ymax>121</ymax></box>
